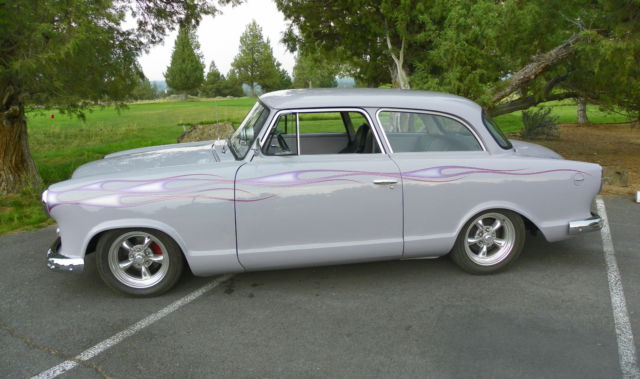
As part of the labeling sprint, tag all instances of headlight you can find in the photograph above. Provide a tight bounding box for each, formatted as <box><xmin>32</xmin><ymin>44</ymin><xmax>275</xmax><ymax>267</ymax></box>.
<box><xmin>42</xmin><ymin>189</ymin><xmax>51</xmax><ymax>217</ymax></box>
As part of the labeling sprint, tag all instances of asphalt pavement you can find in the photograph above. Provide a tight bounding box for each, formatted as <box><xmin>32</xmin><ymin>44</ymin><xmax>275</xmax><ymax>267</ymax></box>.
<box><xmin>0</xmin><ymin>196</ymin><xmax>638</xmax><ymax>378</ymax></box>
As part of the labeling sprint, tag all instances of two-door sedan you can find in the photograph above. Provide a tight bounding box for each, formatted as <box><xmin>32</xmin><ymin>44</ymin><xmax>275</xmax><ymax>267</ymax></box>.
<box><xmin>42</xmin><ymin>89</ymin><xmax>603</xmax><ymax>296</ymax></box>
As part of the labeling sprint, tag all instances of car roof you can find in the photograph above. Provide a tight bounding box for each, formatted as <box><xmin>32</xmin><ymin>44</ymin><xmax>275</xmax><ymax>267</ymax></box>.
<box><xmin>259</xmin><ymin>88</ymin><xmax>483</xmax><ymax>114</ymax></box>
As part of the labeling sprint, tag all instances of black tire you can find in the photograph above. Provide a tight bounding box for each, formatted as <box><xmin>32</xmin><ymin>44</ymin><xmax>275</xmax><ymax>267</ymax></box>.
<box><xmin>96</xmin><ymin>228</ymin><xmax>184</xmax><ymax>296</ymax></box>
<box><xmin>451</xmin><ymin>209</ymin><xmax>525</xmax><ymax>274</ymax></box>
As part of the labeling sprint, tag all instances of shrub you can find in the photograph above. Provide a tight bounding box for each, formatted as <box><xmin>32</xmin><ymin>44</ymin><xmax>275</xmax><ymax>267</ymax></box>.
<box><xmin>521</xmin><ymin>107</ymin><xmax>559</xmax><ymax>139</ymax></box>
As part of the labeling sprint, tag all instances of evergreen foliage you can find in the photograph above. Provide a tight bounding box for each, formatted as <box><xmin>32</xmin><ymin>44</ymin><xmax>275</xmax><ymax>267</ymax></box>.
<box><xmin>223</xmin><ymin>70</ymin><xmax>245</xmax><ymax>97</ymax></box>
<box><xmin>231</xmin><ymin>21</ymin><xmax>282</xmax><ymax>96</ymax></box>
<box><xmin>201</xmin><ymin>61</ymin><xmax>226</xmax><ymax>97</ymax></box>
<box><xmin>278</xmin><ymin>66</ymin><xmax>293</xmax><ymax>90</ymax></box>
<box><xmin>292</xmin><ymin>52</ymin><xmax>338</xmax><ymax>88</ymax></box>
<box><xmin>164</xmin><ymin>26</ymin><xmax>205</xmax><ymax>97</ymax></box>
<box><xmin>0</xmin><ymin>0</ymin><xmax>233</xmax><ymax>193</ymax></box>
<box><xmin>521</xmin><ymin>107</ymin><xmax>559</xmax><ymax>140</ymax></box>
<box><xmin>275</xmin><ymin>0</ymin><xmax>640</xmax><ymax>119</ymax></box>
<box><xmin>130</xmin><ymin>78</ymin><xmax>161</xmax><ymax>100</ymax></box>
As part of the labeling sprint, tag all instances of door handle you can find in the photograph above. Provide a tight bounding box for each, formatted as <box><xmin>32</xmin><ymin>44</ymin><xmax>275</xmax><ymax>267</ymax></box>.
<box><xmin>373</xmin><ymin>179</ymin><xmax>398</xmax><ymax>185</ymax></box>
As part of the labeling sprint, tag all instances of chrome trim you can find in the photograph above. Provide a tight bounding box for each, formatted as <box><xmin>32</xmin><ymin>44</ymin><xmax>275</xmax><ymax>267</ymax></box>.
<box><xmin>374</xmin><ymin>108</ymin><xmax>487</xmax><ymax>154</ymax></box>
<box><xmin>257</xmin><ymin>107</ymin><xmax>386</xmax><ymax>155</ymax></box>
<box><xmin>46</xmin><ymin>237</ymin><xmax>85</xmax><ymax>273</ymax></box>
<box><xmin>296</xmin><ymin>112</ymin><xmax>301</xmax><ymax>155</ymax></box>
<box><xmin>373</xmin><ymin>179</ymin><xmax>398</xmax><ymax>185</ymax></box>
<box><xmin>568</xmin><ymin>214</ymin><xmax>603</xmax><ymax>235</ymax></box>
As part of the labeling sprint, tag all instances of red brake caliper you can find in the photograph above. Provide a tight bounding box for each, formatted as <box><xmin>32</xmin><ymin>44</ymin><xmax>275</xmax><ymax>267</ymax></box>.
<box><xmin>150</xmin><ymin>242</ymin><xmax>163</xmax><ymax>255</ymax></box>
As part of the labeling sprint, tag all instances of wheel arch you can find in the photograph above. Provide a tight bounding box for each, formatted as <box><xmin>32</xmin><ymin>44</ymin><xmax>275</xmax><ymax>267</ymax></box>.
<box><xmin>82</xmin><ymin>219</ymin><xmax>189</xmax><ymax>261</ymax></box>
<box><xmin>453</xmin><ymin>201</ymin><xmax>542</xmax><ymax>240</ymax></box>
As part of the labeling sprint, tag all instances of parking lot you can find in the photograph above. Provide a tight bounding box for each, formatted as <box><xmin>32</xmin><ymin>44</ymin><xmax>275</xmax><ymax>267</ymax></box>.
<box><xmin>1</xmin><ymin>196</ymin><xmax>638</xmax><ymax>378</ymax></box>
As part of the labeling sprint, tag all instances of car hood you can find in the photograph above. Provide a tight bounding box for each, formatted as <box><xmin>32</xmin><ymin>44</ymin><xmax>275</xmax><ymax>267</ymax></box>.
<box><xmin>510</xmin><ymin>139</ymin><xmax>563</xmax><ymax>159</ymax></box>
<box><xmin>72</xmin><ymin>139</ymin><xmax>235</xmax><ymax>179</ymax></box>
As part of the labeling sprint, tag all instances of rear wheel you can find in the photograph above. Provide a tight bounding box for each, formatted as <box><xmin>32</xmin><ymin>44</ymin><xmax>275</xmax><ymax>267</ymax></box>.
<box><xmin>451</xmin><ymin>210</ymin><xmax>525</xmax><ymax>274</ymax></box>
<box><xmin>96</xmin><ymin>229</ymin><xmax>183</xmax><ymax>296</ymax></box>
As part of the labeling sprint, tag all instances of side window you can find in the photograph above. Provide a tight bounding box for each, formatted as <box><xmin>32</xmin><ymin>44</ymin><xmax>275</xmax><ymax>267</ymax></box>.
<box><xmin>378</xmin><ymin>111</ymin><xmax>482</xmax><ymax>152</ymax></box>
<box><xmin>264</xmin><ymin>111</ymin><xmax>380</xmax><ymax>155</ymax></box>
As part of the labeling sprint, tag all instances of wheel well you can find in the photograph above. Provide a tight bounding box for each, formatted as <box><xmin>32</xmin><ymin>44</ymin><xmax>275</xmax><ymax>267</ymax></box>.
<box><xmin>85</xmin><ymin>232</ymin><xmax>103</xmax><ymax>255</ymax></box>
<box><xmin>520</xmin><ymin>214</ymin><xmax>540</xmax><ymax>236</ymax></box>
<box><xmin>463</xmin><ymin>208</ymin><xmax>540</xmax><ymax>237</ymax></box>
<box><xmin>85</xmin><ymin>228</ymin><xmax>189</xmax><ymax>260</ymax></box>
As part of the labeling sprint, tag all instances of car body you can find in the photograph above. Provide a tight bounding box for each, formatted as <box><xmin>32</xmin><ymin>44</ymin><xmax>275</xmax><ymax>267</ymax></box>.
<box><xmin>42</xmin><ymin>89</ymin><xmax>603</xmax><ymax>296</ymax></box>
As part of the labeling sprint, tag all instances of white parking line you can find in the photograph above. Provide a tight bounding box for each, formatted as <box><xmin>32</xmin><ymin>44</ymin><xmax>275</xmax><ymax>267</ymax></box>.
<box><xmin>596</xmin><ymin>197</ymin><xmax>640</xmax><ymax>379</ymax></box>
<box><xmin>32</xmin><ymin>274</ymin><xmax>234</xmax><ymax>379</ymax></box>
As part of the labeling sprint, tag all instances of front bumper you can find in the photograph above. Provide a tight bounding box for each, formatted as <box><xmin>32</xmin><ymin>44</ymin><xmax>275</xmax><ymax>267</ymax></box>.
<box><xmin>568</xmin><ymin>213</ymin><xmax>603</xmax><ymax>235</ymax></box>
<box><xmin>46</xmin><ymin>237</ymin><xmax>84</xmax><ymax>273</ymax></box>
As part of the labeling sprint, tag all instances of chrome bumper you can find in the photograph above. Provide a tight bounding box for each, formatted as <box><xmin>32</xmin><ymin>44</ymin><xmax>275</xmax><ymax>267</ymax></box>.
<box><xmin>47</xmin><ymin>237</ymin><xmax>84</xmax><ymax>273</ymax></box>
<box><xmin>568</xmin><ymin>214</ymin><xmax>603</xmax><ymax>235</ymax></box>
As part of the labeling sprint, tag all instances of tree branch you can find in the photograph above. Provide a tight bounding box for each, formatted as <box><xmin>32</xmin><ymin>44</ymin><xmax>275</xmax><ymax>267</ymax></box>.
<box><xmin>491</xmin><ymin>34</ymin><xmax>582</xmax><ymax>104</ymax></box>
<box><xmin>489</xmin><ymin>92</ymin><xmax>579</xmax><ymax>117</ymax></box>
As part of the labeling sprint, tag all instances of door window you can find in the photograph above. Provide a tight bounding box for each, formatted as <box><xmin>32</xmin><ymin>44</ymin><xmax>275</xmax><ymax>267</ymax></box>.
<box><xmin>263</xmin><ymin>111</ymin><xmax>380</xmax><ymax>155</ymax></box>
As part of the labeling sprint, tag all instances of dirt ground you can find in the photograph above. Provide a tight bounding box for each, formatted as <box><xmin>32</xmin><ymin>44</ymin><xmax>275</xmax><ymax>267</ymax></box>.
<box><xmin>515</xmin><ymin>123</ymin><xmax>639</xmax><ymax>196</ymax></box>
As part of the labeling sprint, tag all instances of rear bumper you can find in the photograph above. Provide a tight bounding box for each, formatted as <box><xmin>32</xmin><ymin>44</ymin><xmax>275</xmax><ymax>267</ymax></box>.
<box><xmin>568</xmin><ymin>214</ymin><xmax>603</xmax><ymax>235</ymax></box>
<box><xmin>46</xmin><ymin>237</ymin><xmax>84</xmax><ymax>273</ymax></box>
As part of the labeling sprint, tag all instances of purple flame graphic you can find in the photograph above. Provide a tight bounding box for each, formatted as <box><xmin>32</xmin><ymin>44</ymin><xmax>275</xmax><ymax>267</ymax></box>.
<box><xmin>46</xmin><ymin>166</ymin><xmax>586</xmax><ymax>210</ymax></box>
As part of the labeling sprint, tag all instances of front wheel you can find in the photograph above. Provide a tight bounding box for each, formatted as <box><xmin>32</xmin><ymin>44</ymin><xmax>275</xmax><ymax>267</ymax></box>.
<box><xmin>451</xmin><ymin>210</ymin><xmax>525</xmax><ymax>274</ymax></box>
<box><xmin>96</xmin><ymin>229</ymin><xmax>184</xmax><ymax>296</ymax></box>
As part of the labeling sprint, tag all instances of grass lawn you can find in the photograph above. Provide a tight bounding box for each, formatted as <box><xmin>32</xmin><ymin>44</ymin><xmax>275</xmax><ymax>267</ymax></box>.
<box><xmin>492</xmin><ymin>100</ymin><xmax>633</xmax><ymax>133</ymax></box>
<box><xmin>0</xmin><ymin>97</ymin><xmax>632</xmax><ymax>235</ymax></box>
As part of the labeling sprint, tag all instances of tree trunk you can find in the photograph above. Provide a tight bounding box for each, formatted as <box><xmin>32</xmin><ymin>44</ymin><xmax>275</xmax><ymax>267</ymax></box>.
<box><xmin>385</xmin><ymin>31</ymin><xmax>410</xmax><ymax>89</ymax></box>
<box><xmin>577</xmin><ymin>97</ymin><xmax>589</xmax><ymax>124</ymax></box>
<box><xmin>490</xmin><ymin>34</ymin><xmax>581</xmax><ymax>104</ymax></box>
<box><xmin>0</xmin><ymin>88</ymin><xmax>42</xmax><ymax>193</ymax></box>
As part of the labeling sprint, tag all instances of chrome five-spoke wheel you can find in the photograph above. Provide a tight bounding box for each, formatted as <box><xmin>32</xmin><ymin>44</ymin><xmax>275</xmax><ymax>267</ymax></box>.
<box><xmin>96</xmin><ymin>229</ymin><xmax>183</xmax><ymax>296</ymax></box>
<box><xmin>108</xmin><ymin>231</ymin><xmax>169</xmax><ymax>289</ymax></box>
<box><xmin>451</xmin><ymin>210</ymin><xmax>525</xmax><ymax>274</ymax></box>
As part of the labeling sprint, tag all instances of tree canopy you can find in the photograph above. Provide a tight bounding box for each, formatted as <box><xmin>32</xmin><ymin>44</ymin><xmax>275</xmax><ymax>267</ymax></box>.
<box><xmin>0</xmin><ymin>0</ymin><xmax>235</xmax><ymax>193</ymax></box>
<box><xmin>164</xmin><ymin>25</ymin><xmax>205</xmax><ymax>97</ymax></box>
<box><xmin>276</xmin><ymin>0</ymin><xmax>640</xmax><ymax>119</ymax></box>
<box><xmin>231</xmin><ymin>20</ymin><xmax>281</xmax><ymax>96</ymax></box>
<box><xmin>201</xmin><ymin>61</ymin><xmax>244</xmax><ymax>97</ymax></box>
<box><xmin>292</xmin><ymin>52</ymin><xmax>338</xmax><ymax>88</ymax></box>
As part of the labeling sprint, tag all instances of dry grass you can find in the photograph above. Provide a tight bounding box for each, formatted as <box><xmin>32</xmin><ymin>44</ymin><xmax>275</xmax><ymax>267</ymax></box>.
<box><xmin>518</xmin><ymin>123</ymin><xmax>640</xmax><ymax>196</ymax></box>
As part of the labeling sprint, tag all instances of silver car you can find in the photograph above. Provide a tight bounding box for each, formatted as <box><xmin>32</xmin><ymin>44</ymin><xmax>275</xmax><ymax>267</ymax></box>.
<box><xmin>42</xmin><ymin>89</ymin><xmax>603</xmax><ymax>296</ymax></box>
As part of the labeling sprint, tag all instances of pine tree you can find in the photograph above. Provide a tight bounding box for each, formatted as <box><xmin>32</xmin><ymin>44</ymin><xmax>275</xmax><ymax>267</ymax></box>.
<box><xmin>231</xmin><ymin>21</ymin><xmax>281</xmax><ymax>97</ymax></box>
<box><xmin>201</xmin><ymin>61</ymin><xmax>225</xmax><ymax>98</ymax></box>
<box><xmin>164</xmin><ymin>26</ymin><xmax>205</xmax><ymax>99</ymax></box>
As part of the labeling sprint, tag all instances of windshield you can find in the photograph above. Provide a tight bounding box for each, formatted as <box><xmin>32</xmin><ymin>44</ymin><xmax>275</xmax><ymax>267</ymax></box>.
<box><xmin>229</xmin><ymin>101</ymin><xmax>269</xmax><ymax>159</ymax></box>
<box><xmin>482</xmin><ymin>112</ymin><xmax>513</xmax><ymax>150</ymax></box>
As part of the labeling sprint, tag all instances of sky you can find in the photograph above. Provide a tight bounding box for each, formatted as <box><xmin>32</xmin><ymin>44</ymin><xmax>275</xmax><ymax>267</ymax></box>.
<box><xmin>138</xmin><ymin>0</ymin><xmax>295</xmax><ymax>81</ymax></box>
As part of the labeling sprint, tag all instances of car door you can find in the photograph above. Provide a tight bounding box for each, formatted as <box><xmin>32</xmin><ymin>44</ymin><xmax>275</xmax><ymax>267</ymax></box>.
<box><xmin>235</xmin><ymin>109</ymin><xmax>403</xmax><ymax>270</ymax></box>
<box><xmin>376</xmin><ymin>109</ymin><xmax>491</xmax><ymax>258</ymax></box>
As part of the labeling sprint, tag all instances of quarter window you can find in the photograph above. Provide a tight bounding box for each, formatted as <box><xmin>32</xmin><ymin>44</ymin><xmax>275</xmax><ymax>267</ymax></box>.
<box><xmin>378</xmin><ymin>111</ymin><xmax>482</xmax><ymax>152</ymax></box>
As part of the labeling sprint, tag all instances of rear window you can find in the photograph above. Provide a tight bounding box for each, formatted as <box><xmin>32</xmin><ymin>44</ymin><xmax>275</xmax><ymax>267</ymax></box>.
<box><xmin>483</xmin><ymin>112</ymin><xmax>512</xmax><ymax>150</ymax></box>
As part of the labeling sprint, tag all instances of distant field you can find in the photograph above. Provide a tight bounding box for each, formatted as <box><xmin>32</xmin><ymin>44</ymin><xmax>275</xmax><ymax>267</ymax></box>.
<box><xmin>493</xmin><ymin>100</ymin><xmax>633</xmax><ymax>133</ymax></box>
<box><xmin>0</xmin><ymin>97</ymin><xmax>632</xmax><ymax>235</ymax></box>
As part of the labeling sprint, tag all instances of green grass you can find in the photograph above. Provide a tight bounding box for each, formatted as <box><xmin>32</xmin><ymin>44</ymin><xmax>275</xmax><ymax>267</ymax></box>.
<box><xmin>0</xmin><ymin>97</ymin><xmax>633</xmax><ymax>235</ymax></box>
<box><xmin>493</xmin><ymin>99</ymin><xmax>633</xmax><ymax>133</ymax></box>
<box><xmin>28</xmin><ymin>98</ymin><xmax>255</xmax><ymax>184</ymax></box>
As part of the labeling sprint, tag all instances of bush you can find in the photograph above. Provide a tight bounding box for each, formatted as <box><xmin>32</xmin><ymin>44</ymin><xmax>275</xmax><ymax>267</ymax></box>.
<box><xmin>521</xmin><ymin>107</ymin><xmax>559</xmax><ymax>139</ymax></box>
